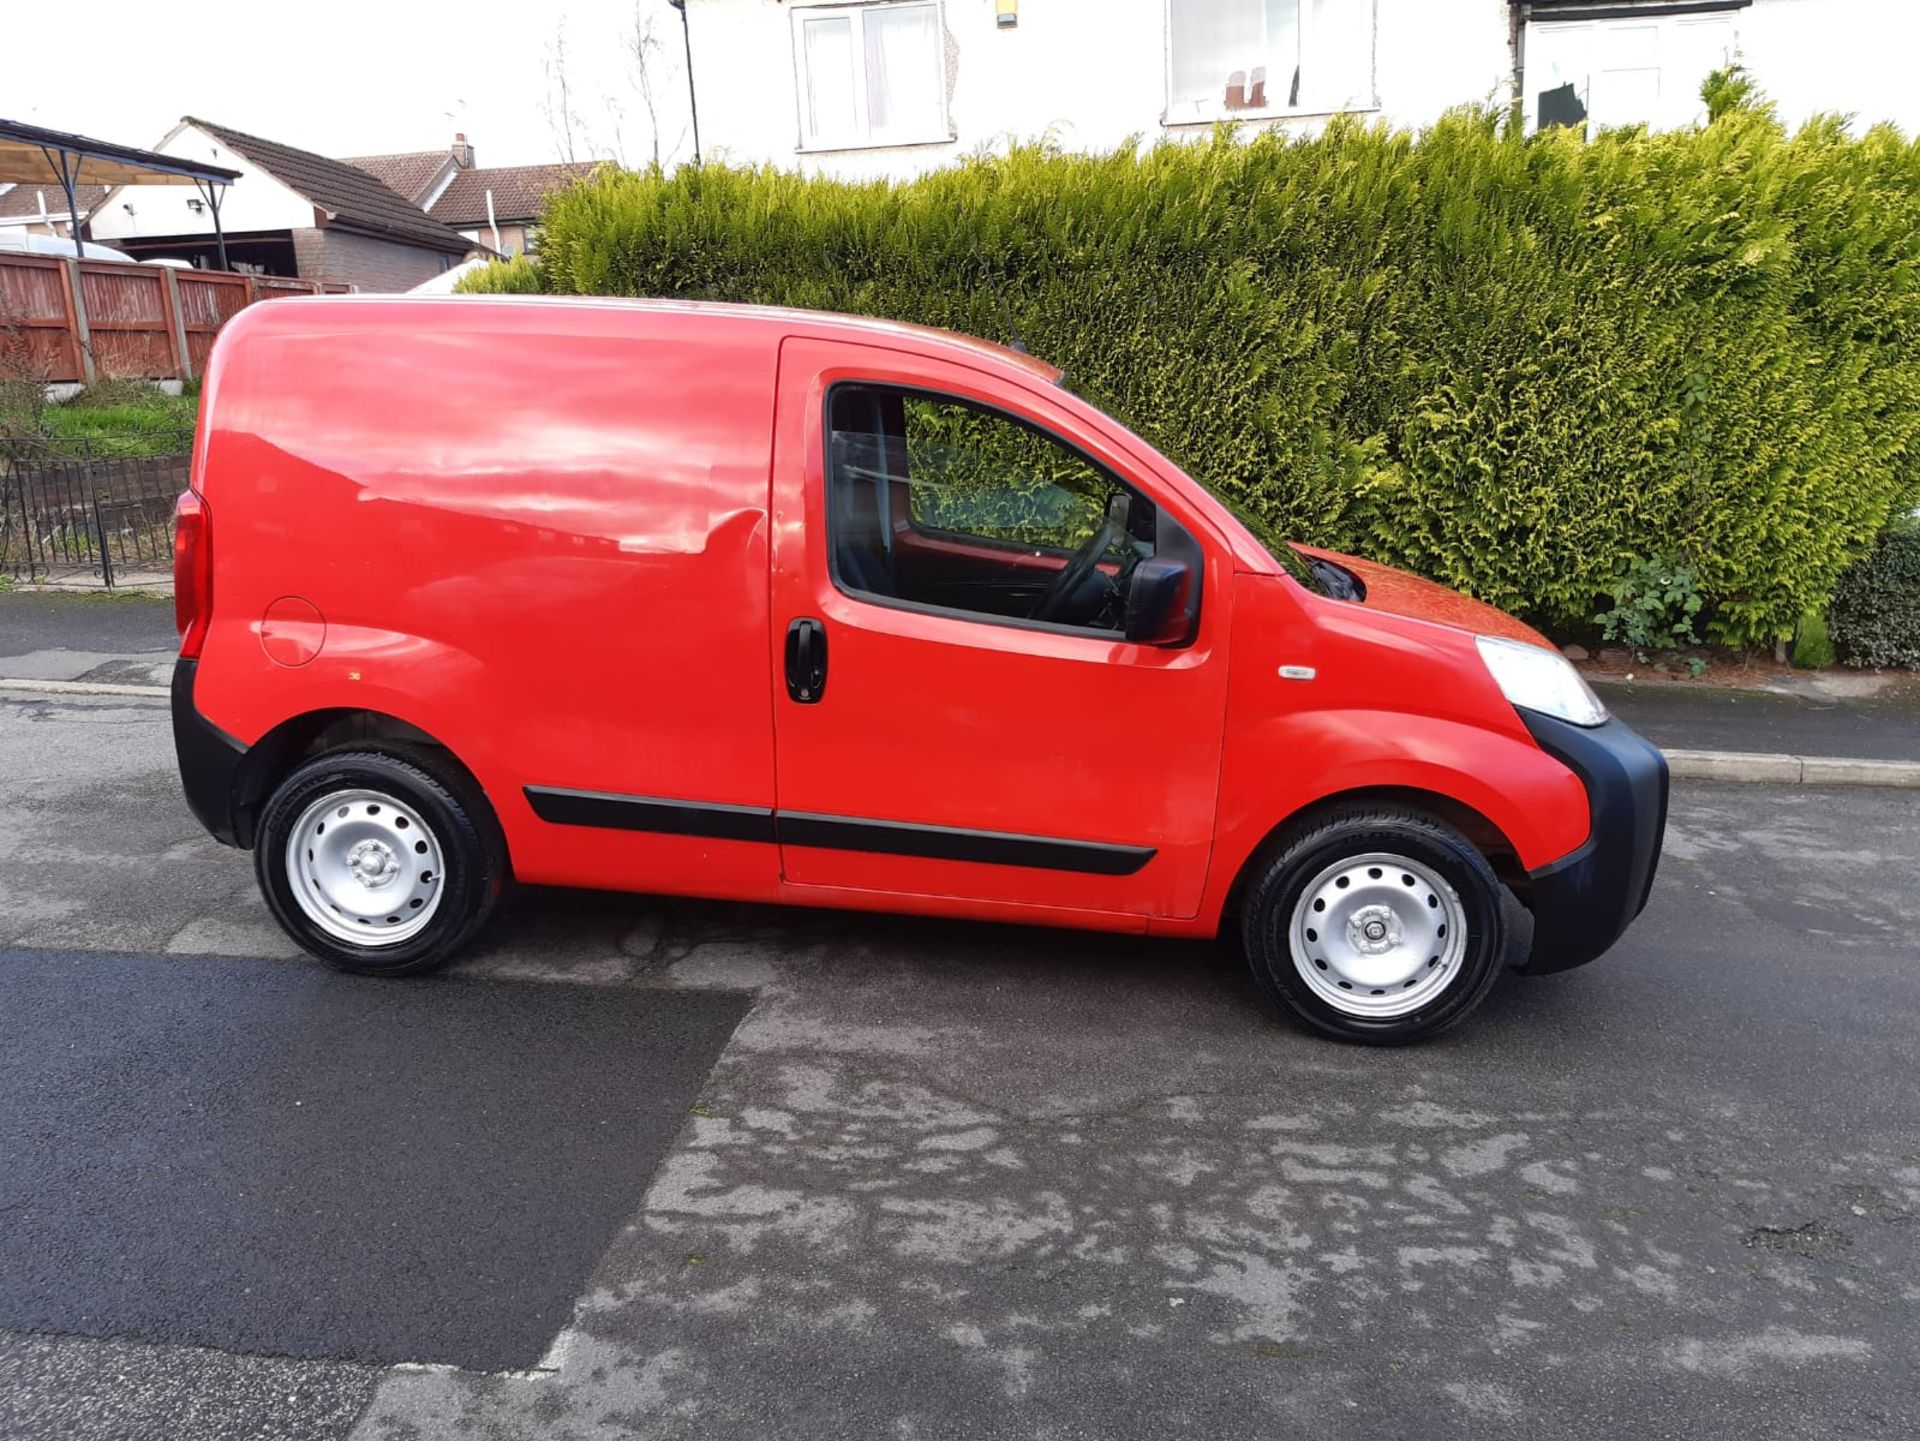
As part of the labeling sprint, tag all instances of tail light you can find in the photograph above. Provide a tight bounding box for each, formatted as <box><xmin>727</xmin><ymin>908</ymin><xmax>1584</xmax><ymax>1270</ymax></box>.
<box><xmin>174</xmin><ymin>490</ymin><xmax>212</xmax><ymax>659</ymax></box>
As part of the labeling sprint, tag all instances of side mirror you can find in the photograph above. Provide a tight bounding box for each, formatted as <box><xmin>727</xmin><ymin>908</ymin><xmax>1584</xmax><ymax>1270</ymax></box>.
<box><xmin>1125</xmin><ymin>557</ymin><xmax>1197</xmax><ymax>646</ymax></box>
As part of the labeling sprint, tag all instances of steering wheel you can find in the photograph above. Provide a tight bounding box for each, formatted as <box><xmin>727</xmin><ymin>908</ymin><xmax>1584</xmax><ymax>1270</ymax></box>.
<box><xmin>1033</xmin><ymin>496</ymin><xmax>1128</xmax><ymax>624</ymax></box>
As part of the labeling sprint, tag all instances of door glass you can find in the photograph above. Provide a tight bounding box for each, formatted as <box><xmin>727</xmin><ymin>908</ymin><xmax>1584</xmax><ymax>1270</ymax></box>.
<box><xmin>826</xmin><ymin>385</ymin><xmax>1176</xmax><ymax>633</ymax></box>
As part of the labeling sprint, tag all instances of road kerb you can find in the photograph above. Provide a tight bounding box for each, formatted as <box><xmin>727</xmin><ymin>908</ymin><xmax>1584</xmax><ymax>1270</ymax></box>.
<box><xmin>1666</xmin><ymin>748</ymin><xmax>1920</xmax><ymax>788</ymax></box>
<box><xmin>1797</xmin><ymin>755</ymin><xmax>1920</xmax><ymax>788</ymax></box>
<box><xmin>0</xmin><ymin>676</ymin><xmax>170</xmax><ymax>700</ymax></box>
<box><xmin>1665</xmin><ymin>749</ymin><xmax>1803</xmax><ymax>784</ymax></box>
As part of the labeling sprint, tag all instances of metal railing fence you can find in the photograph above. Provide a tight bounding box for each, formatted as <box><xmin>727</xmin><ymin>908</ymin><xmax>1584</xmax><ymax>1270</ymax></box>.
<box><xmin>1</xmin><ymin>431</ymin><xmax>191</xmax><ymax>586</ymax></box>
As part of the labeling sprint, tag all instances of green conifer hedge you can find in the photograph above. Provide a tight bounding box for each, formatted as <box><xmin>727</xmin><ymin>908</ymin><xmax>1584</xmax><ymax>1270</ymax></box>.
<box><xmin>465</xmin><ymin>101</ymin><xmax>1920</xmax><ymax>645</ymax></box>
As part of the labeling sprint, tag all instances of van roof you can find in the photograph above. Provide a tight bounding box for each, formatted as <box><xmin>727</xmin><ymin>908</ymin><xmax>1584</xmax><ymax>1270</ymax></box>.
<box><xmin>249</xmin><ymin>293</ymin><xmax>1067</xmax><ymax>387</ymax></box>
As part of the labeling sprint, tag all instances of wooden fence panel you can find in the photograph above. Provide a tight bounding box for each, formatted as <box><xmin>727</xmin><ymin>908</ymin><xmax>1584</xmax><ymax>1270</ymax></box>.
<box><xmin>175</xmin><ymin>271</ymin><xmax>250</xmax><ymax>378</ymax></box>
<box><xmin>2</xmin><ymin>254</ymin><xmax>351</xmax><ymax>386</ymax></box>
<box><xmin>76</xmin><ymin>262</ymin><xmax>177</xmax><ymax>379</ymax></box>
<box><xmin>251</xmin><ymin>277</ymin><xmax>321</xmax><ymax>301</ymax></box>
<box><xmin>0</xmin><ymin>255</ymin><xmax>84</xmax><ymax>383</ymax></box>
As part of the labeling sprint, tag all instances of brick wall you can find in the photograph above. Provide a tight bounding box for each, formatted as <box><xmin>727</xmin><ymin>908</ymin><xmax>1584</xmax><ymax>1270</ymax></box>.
<box><xmin>290</xmin><ymin>227</ymin><xmax>461</xmax><ymax>293</ymax></box>
<box><xmin>457</xmin><ymin>222</ymin><xmax>532</xmax><ymax>256</ymax></box>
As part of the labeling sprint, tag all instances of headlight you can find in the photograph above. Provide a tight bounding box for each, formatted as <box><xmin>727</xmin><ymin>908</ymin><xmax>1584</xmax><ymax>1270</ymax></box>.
<box><xmin>1475</xmin><ymin>635</ymin><xmax>1609</xmax><ymax>727</ymax></box>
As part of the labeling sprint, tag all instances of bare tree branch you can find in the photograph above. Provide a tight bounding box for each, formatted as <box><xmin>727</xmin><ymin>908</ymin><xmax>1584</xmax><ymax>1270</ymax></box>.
<box><xmin>627</xmin><ymin>3</ymin><xmax>667</xmax><ymax>168</ymax></box>
<box><xmin>541</xmin><ymin>20</ymin><xmax>582</xmax><ymax>164</ymax></box>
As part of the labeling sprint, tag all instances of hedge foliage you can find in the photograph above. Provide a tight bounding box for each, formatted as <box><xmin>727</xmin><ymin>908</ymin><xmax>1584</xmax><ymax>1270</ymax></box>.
<box><xmin>1829</xmin><ymin>526</ymin><xmax>1920</xmax><ymax>668</ymax></box>
<box><xmin>464</xmin><ymin>97</ymin><xmax>1920</xmax><ymax>644</ymax></box>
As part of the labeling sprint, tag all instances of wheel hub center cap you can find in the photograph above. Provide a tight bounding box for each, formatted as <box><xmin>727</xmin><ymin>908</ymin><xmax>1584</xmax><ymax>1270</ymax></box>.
<box><xmin>1348</xmin><ymin>904</ymin><xmax>1401</xmax><ymax>956</ymax></box>
<box><xmin>346</xmin><ymin>839</ymin><xmax>399</xmax><ymax>888</ymax></box>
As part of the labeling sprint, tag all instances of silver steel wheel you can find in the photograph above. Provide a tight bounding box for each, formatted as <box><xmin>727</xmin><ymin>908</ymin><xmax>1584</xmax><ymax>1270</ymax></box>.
<box><xmin>284</xmin><ymin>788</ymin><xmax>445</xmax><ymax>947</ymax></box>
<box><xmin>1288</xmin><ymin>851</ymin><xmax>1468</xmax><ymax>1019</ymax></box>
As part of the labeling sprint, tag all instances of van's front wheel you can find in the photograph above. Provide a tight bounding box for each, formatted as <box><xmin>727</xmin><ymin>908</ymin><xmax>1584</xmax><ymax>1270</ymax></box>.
<box><xmin>1240</xmin><ymin>806</ymin><xmax>1506</xmax><ymax>1044</ymax></box>
<box><xmin>255</xmin><ymin>749</ymin><xmax>506</xmax><ymax>975</ymax></box>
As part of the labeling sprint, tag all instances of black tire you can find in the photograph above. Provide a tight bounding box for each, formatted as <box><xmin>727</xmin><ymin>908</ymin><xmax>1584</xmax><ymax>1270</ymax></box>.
<box><xmin>1239</xmin><ymin>805</ymin><xmax>1507</xmax><ymax>1045</ymax></box>
<box><xmin>254</xmin><ymin>747</ymin><xmax>507</xmax><ymax>976</ymax></box>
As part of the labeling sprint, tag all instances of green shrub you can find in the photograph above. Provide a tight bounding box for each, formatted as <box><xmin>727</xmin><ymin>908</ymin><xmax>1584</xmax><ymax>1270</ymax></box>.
<box><xmin>1596</xmin><ymin>555</ymin><xmax>1704</xmax><ymax>657</ymax></box>
<box><xmin>1829</xmin><ymin>525</ymin><xmax>1920</xmax><ymax>669</ymax></box>
<box><xmin>479</xmin><ymin>97</ymin><xmax>1920</xmax><ymax>645</ymax></box>
<box><xmin>1791</xmin><ymin>610</ymin><xmax>1835</xmax><ymax>668</ymax></box>
<box><xmin>456</xmin><ymin>254</ymin><xmax>544</xmax><ymax>294</ymax></box>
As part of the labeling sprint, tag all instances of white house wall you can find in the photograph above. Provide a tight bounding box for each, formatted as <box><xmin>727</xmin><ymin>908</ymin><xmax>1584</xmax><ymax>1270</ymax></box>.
<box><xmin>87</xmin><ymin>124</ymin><xmax>315</xmax><ymax>242</ymax></box>
<box><xmin>688</xmin><ymin>0</ymin><xmax>1514</xmax><ymax>182</ymax></box>
<box><xmin>1739</xmin><ymin>0</ymin><xmax>1920</xmax><ymax>136</ymax></box>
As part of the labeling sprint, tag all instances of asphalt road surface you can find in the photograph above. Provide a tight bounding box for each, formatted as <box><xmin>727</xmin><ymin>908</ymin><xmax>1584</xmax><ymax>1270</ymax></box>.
<box><xmin>0</xmin><ymin>689</ymin><xmax>1916</xmax><ymax>1441</ymax></box>
<box><xmin>0</xmin><ymin>950</ymin><xmax>748</xmax><ymax>1370</ymax></box>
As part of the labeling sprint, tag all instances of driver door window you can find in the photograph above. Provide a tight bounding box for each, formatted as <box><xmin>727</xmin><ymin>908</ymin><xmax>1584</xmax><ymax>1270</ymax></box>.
<box><xmin>827</xmin><ymin>384</ymin><xmax>1171</xmax><ymax>634</ymax></box>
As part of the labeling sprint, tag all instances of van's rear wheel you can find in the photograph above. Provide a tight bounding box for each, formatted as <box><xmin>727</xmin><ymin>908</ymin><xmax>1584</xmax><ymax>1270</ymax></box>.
<box><xmin>1240</xmin><ymin>806</ymin><xmax>1506</xmax><ymax>1044</ymax></box>
<box><xmin>256</xmin><ymin>749</ymin><xmax>505</xmax><ymax>976</ymax></box>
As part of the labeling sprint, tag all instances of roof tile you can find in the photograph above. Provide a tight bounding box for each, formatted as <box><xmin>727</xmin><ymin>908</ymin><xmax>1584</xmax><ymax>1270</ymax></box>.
<box><xmin>186</xmin><ymin>117</ymin><xmax>470</xmax><ymax>254</ymax></box>
<box><xmin>343</xmin><ymin>150</ymin><xmax>455</xmax><ymax>205</ymax></box>
<box><xmin>429</xmin><ymin>163</ymin><xmax>598</xmax><ymax>227</ymax></box>
<box><xmin>0</xmin><ymin>181</ymin><xmax>110</xmax><ymax>219</ymax></box>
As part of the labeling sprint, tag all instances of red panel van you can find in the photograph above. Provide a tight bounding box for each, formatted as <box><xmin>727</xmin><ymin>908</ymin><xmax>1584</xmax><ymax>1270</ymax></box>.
<box><xmin>172</xmin><ymin>297</ymin><xmax>1666</xmax><ymax>1044</ymax></box>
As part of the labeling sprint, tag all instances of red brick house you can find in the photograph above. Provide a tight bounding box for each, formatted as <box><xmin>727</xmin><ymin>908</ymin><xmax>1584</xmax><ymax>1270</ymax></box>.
<box><xmin>350</xmin><ymin>138</ymin><xmax>595</xmax><ymax>258</ymax></box>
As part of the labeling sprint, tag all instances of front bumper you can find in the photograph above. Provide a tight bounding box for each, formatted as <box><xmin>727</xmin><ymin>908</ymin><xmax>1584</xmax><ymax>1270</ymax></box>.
<box><xmin>1516</xmin><ymin>712</ymin><xmax>1669</xmax><ymax>975</ymax></box>
<box><xmin>172</xmin><ymin>657</ymin><xmax>250</xmax><ymax>848</ymax></box>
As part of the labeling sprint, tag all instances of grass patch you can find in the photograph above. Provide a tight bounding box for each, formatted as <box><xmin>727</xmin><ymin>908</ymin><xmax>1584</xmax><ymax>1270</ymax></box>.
<box><xmin>30</xmin><ymin>382</ymin><xmax>199</xmax><ymax>457</ymax></box>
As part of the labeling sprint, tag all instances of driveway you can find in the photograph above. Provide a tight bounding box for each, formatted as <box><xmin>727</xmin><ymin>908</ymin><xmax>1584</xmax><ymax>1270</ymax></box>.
<box><xmin>0</xmin><ymin>690</ymin><xmax>1916</xmax><ymax>1440</ymax></box>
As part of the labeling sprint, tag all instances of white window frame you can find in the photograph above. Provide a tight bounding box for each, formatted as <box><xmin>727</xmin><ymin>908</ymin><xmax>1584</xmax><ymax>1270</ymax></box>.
<box><xmin>1525</xmin><ymin>13</ymin><xmax>1740</xmax><ymax>134</ymax></box>
<box><xmin>791</xmin><ymin>1</ymin><xmax>952</xmax><ymax>154</ymax></box>
<box><xmin>1163</xmin><ymin>0</ymin><xmax>1379</xmax><ymax>128</ymax></box>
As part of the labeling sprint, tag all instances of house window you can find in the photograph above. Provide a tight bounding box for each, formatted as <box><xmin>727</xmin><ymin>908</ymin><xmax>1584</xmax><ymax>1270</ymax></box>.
<box><xmin>794</xmin><ymin>2</ymin><xmax>948</xmax><ymax>151</ymax></box>
<box><xmin>1167</xmin><ymin>0</ymin><xmax>1374</xmax><ymax>123</ymax></box>
<box><xmin>1528</xmin><ymin>14</ymin><xmax>1737</xmax><ymax>132</ymax></box>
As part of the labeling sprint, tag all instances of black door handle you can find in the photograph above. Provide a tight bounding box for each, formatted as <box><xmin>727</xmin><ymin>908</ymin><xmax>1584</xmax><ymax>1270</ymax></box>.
<box><xmin>785</xmin><ymin>617</ymin><xmax>828</xmax><ymax>703</ymax></box>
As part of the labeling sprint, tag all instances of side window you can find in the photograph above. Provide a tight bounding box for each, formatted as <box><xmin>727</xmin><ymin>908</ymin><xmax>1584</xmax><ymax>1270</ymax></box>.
<box><xmin>826</xmin><ymin>384</ymin><xmax>1196</xmax><ymax>638</ymax></box>
<box><xmin>901</xmin><ymin>394</ymin><xmax>1108</xmax><ymax>546</ymax></box>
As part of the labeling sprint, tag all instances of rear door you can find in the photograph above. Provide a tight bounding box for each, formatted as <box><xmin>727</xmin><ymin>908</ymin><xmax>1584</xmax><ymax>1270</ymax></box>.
<box><xmin>767</xmin><ymin>337</ymin><xmax>1232</xmax><ymax>920</ymax></box>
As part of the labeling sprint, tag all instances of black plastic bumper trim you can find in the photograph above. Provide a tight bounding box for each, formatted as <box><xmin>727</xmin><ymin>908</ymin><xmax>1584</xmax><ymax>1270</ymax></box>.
<box><xmin>172</xmin><ymin>657</ymin><xmax>248</xmax><ymax>848</ymax></box>
<box><xmin>1518</xmin><ymin>711</ymin><xmax>1669</xmax><ymax>975</ymax></box>
<box><xmin>524</xmin><ymin>786</ymin><xmax>1156</xmax><ymax>877</ymax></box>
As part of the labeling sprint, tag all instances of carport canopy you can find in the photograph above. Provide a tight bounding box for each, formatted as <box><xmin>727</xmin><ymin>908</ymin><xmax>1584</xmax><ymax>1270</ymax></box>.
<box><xmin>0</xmin><ymin>118</ymin><xmax>243</xmax><ymax>264</ymax></box>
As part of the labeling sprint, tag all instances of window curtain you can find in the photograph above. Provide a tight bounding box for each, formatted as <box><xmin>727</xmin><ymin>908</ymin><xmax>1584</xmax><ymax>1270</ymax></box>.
<box><xmin>803</xmin><ymin>16</ymin><xmax>859</xmax><ymax>142</ymax></box>
<box><xmin>1169</xmin><ymin>0</ymin><xmax>1300</xmax><ymax>109</ymax></box>
<box><xmin>864</xmin><ymin>4</ymin><xmax>942</xmax><ymax>141</ymax></box>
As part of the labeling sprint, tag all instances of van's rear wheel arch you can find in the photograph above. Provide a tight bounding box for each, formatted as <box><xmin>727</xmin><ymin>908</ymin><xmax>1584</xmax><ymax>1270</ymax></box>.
<box><xmin>254</xmin><ymin>745</ymin><xmax>508</xmax><ymax>975</ymax></box>
<box><xmin>229</xmin><ymin>709</ymin><xmax>493</xmax><ymax>856</ymax></box>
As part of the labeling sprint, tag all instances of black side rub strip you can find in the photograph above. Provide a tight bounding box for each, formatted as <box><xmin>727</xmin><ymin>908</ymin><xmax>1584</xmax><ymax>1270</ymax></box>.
<box><xmin>524</xmin><ymin>786</ymin><xmax>777</xmax><ymax>843</ymax></box>
<box><xmin>777</xmin><ymin>811</ymin><xmax>1154</xmax><ymax>876</ymax></box>
<box><xmin>523</xmin><ymin>787</ymin><xmax>1156</xmax><ymax>877</ymax></box>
